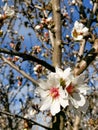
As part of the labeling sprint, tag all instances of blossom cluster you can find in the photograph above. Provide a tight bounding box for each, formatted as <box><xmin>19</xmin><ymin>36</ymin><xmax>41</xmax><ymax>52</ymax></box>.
<box><xmin>37</xmin><ymin>67</ymin><xmax>89</xmax><ymax>116</ymax></box>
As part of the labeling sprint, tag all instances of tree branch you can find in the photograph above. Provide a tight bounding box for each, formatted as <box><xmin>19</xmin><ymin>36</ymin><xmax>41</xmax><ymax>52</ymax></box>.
<box><xmin>52</xmin><ymin>0</ymin><xmax>62</xmax><ymax>67</ymax></box>
<box><xmin>0</xmin><ymin>48</ymin><xmax>55</xmax><ymax>72</ymax></box>
<box><xmin>77</xmin><ymin>39</ymin><xmax>86</xmax><ymax>62</ymax></box>
<box><xmin>0</xmin><ymin>110</ymin><xmax>51</xmax><ymax>130</ymax></box>
<box><xmin>74</xmin><ymin>39</ymin><xmax>98</xmax><ymax>76</ymax></box>
<box><xmin>0</xmin><ymin>38</ymin><xmax>97</xmax><ymax>77</ymax></box>
<box><xmin>73</xmin><ymin>115</ymin><xmax>81</xmax><ymax>130</ymax></box>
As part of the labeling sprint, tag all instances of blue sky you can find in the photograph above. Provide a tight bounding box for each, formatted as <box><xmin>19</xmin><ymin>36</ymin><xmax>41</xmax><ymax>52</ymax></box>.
<box><xmin>0</xmin><ymin>1</ymin><xmax>98</xmax><ymax>129</ymax></box>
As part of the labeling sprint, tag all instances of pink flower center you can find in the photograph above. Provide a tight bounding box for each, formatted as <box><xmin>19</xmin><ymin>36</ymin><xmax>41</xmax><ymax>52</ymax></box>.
<box><xmin>50</xmin><ymin>87</ymin><xmax>60</xmax><ymax>99</ymax></box>
<box><xmin>66</xmin><ymin>84</ymin><xmax>74</xmax><ymax>94</ymax></box>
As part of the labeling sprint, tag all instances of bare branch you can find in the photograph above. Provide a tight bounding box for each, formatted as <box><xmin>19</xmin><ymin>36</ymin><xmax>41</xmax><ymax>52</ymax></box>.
<box><xmin>77</xmin><ymin>39</ymin><xmax>86</xmax><ymax>62</ymax></box>
<box><xmin>0</xmin><ymin>48</ymin><xmax>55</xmax><ymax>72</ymax></box>
<box><xmin>0</xmin><ymin>55</ymin><xmax>39</xmax><ymax>86</ymax></box>
<box><xmin>0</xmin><ymin>110</ymin><xmax>51</xmax><ymax>130</ymax></box>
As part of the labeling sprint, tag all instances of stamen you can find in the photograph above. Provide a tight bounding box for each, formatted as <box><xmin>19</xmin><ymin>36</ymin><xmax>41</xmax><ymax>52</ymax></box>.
<box><xmin>73</xmin><ymin>29</ymin><xmax>83</xmax><ymax>38</ymax></box>
<box><xmin>50</xmin><ymin>87</ymin><xmax>60</xmax><ymax>99</ymax></box>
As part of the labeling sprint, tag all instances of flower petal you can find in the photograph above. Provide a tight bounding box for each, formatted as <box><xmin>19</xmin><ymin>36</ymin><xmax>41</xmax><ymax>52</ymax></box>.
<box><xmin>55</xmin><ymin>67</ymin><xmax>63</xmax><ymax>74</ymax></box>
<box><xmin>64</xmin><ymin>67</ymin><xmax>71</xmax><ymax>78</ymax></box>
<box><xmin>74</xmin><ymin>21</ymin><xmax>80</xmax><ymax>28</ymax></box>
<box><xmin>82</xmin><ymin>27</ymin><xmax>89</xmax><ymax>35</ymax></box>
<box><xmin>76</xmin><ymin>94</ymin><xmax>86</xmax><ymax>106</ymax></box>
<box><xmin>40</xmin><ymin>96</ymin><xmax>52</xmax><ymax>111</ymax></box>
<box><xmin>48</xmin><ymin>78</ymin><xmax>60</xmax><ymax>88</ymax></box>
<box><xmin>71</xmin><ymin>93</ymin><xmax>86</xmax><ymax>108</ymax></box>
<box><xmin>76</xmin><ymin>85</ymin><xmax>90</xmax><ymax>95</ymax></box>
<box><xmin>59</xmin><ymin>97</ymin><xmax>69</xmax><ymax>108</ymax></box>
<box><xmin>70</xmin><ymin>96</ymin><xmax>79</xmax><ymax>108</ymax></box>
<box><xmin>39</xmin><ymin>79</ymin><xmax>49</xmax><ymax>90</ymax></box>
<box><xmin>50</xmin><ymin>99</ymin><xmax>60</xmax><ymax>116</ymax></box>
<box><xmin>78</xmin><ymin>100</ymin><xmax>89</xmax><ymax>113</ymax></box>
<box><xmin>59</xmin><ymin>87</ymin><xmax>68</xmax><ymax>98</ymax></box>
<box><xmin>39</xmin><ymin>89</ymin><xmax>49</xmax><ymax>98</ymax></box>
<box><xmin>75</xmin><ymin>35</ymin><xmax>83</xmax><ymax>41</ymax></box>
<box><xmin>78</xmin><ymin>23</ymin><xmax>84</xmax><ymax>30</ymax></box>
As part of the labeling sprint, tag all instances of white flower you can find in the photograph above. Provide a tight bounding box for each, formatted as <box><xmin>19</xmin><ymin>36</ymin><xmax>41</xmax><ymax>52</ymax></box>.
<box><xmin>35</xmin><ymin>24</ymin><xmax>43</xmax><ymax>30</ymax></box>
<box><xmin>37</xmin><ymin>77</ymin><xmax>68</xmax><ymax>116</ymax></box>
<box><xmin>71</xmin><ymin>21</ymin><xmax>89</xmax><ymax>41</ymax></box>
<box><xmin>65</xmin><ymin>74</ymin><xmax>89</xmax><ymax>110</ymax></box>
<box><xmin>48</xmin><ymin>67</ymin><xmax>89</xmax><ymax>111</ymax></box>
<box><xmin>3</xmin><ymin>3</ymin><xmax>14</xmax><ymax>17</ymax></box>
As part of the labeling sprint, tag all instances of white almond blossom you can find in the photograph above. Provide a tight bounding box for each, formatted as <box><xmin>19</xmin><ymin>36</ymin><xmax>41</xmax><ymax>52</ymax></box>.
<box><xmin>71</xmin><ymin>21</ymin><xmax>89</xmax><ymax>41</ymax></box>
<box><xmin>65</xmin><ymin>73</ymin><xmax>89</xmax><ymax>110</ymax></box>
<box><xmin>3</xmin><ymin>3</ymin><xmax>14</xmax><ymax>17</ymax></box>
<box><xmin>37</xmin><ymin>77</ymin><xmax>68</xmax><ymax>116</ymax></box>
